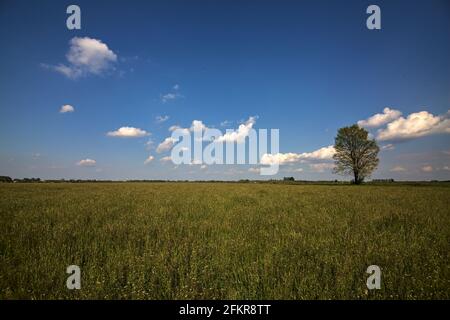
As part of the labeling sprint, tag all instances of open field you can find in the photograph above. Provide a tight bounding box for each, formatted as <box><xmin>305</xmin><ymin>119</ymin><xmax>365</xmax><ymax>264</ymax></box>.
<box><xmin>0</xmin><ymin>182</ymin><xmax>449</xmax><ymax>299</ymax></box>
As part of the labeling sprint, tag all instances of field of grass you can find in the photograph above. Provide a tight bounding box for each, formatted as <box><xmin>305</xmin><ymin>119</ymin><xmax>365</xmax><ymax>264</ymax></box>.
<box><xmin>0</xmin><ymin>182</ymin><xmax>449</xmax><ymax>299</ymax></box>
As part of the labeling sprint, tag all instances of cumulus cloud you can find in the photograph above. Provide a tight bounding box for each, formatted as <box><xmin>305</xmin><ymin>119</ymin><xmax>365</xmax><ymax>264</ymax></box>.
<box><xmin>144</xmin><ymin>155</ymin><xmax>154</xmax><ymax>164</ymax></box>
<box><xmin>260</xmin><ymin>145</ymin><xmax>335</xmax><ymax>165</ymax></box>
<box><xmin>157</xmin><ymin>116</ymin><xmax>257</xmax><ymax>154</ymax></box>
<box><xmin>107</xmin><ymin>127</ymin><xmax>149</xmax><ymax>138</ymax></box>
<box><xmin>156</xmin><ymin>115</ymin><xmax>169</xmax><ymax>123</ymax></box>
<box><xmin>377</xmin><ymin>110</ymin><xmax>450</xmax><ymax>141</ymax></box>
<box><xmin>168</xmin><ymin>125</ymin><xmax>190</xmax><ymax>135</ymax></box>
<box><xmin>260</xmin><ymin>153</ymin><xmax>302</xmax><ymax>165</ymax></box>
<box><xmin>157</xmin><ymin>119</ymin><xmax>208</xmax><ymax>153</ymax></box>
<box><xmin>67</xmin><ymin>37</ymin><xmax>117</xmax><ymax>73</ymax></box>
<box><xmin>185</xmin><ymin>119</ymin><xmax>213</xmax><ymax>136</ymax></box>
<box><xmin>156</xmin><ymin>137</ymin><xmax>177</xmax><ymax>153</ymax></box>
<box><xmin>190</xmin><ymin>120</ymin><xmax>208</xmax><ymax>132</ymax></box>
<box><xmin>216</xmin><ymin>117</ymin><xmax>257</xmax><ymax>143</ymax></box>
<box><xmin>59</xmin><ymin>104</ymin><xmax>74</xmax><ymax>113</ymax></box>
<box><xmin>421</xmin><ymin>165</ymin><xmax>433</xmax><ymax>172</ymax></box>
<box><xmin>298</xmin><ymin>145</ymin><xmax>336</xmax><ymax>160</ymax></box>
<box><xmin>76</xmin><ymin>158</ymin><xmax>96</xmax><ymax>167</ymax></box>
<box><xmin>47</xmin><ymin>37</ymin><xmax>117</xmax><ymax>79</ymax></box>
<box><xmin>390</xmin><ymin>165</ymin><xmax>406</xmax><ymax>172</ymax></box>
<box><xmin>358</xmin><ymin>107</ymin><xmax>402</xmax><ymax>128</ymax></box>
<box><xmin>165</xmin><ymin>116</ymin><xmax>257</xmax><ymax>143</ymax></box>
<box><xmin>169</xmin><ymin>125</ymin><xmax>181</xmax><ymax>132</ymax></box>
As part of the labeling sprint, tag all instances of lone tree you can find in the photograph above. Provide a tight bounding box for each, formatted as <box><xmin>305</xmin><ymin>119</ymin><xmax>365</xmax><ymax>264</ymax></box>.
<box><xmin>333</xmin><ymin>124</ymin><xmax>379</xmax><ymax>184</ymax></box>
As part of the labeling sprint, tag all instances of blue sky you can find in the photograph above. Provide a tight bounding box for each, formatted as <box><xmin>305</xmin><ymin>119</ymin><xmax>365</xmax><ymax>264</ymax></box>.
<box><xmin>0</xmin><ymin>0</ymin><xmax>449</xmax><ymax>180</ymax></box>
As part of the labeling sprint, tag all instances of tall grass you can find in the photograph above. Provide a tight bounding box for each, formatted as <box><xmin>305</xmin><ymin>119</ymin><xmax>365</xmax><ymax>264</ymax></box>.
<box><xmin>0</xmin><ymin>183</ymin><xmax>449</xmax><ymax>299</ymax></box>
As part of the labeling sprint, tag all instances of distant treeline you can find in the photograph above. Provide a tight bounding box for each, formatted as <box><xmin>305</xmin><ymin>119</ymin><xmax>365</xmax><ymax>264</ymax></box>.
<box><xmin>0</xmin><ymin>176</ymin><xmax>114</xmax><ymax>183</ymax></box>
<box><xmin>0</xmin><ymin>176</ymin><xmax>347</xmax><ymax>184</ymax></box>
<box><xmin>1</xmin><ymin>175</ymin><xmax>448</xmax><ymax>185</ymax></box>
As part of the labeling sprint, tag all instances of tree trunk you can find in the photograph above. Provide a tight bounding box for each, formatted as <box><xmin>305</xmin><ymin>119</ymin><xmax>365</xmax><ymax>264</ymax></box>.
<box><xmin>354</xmin><ymin>171</ymin><xmax>360</xmax><ymax>185</ymax></box>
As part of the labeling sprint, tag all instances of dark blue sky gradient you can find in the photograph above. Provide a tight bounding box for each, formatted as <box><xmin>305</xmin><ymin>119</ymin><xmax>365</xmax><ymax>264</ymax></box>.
<box><xmin>0</xmin><ymin>0</ymin><xmax>449</xmax><ymax>180</ymax></box>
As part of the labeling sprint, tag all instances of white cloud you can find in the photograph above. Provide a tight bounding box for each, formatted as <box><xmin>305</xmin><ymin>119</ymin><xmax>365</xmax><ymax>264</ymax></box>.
<box><xmin>158</xmin><ymin>116</ymin><xmax>256</xmax><ymax>154</ymax></box>
<box><xmin>216</xmin><ymin>116</ymin><xmax>257</xmax><ymax>143</ymax></box>
<box><xmin>49</xmin><ymin>37</ymin><xmax>117</xmax><ymax>79</ymax></box>
<box><xmin>59</xmin><ymin>104</ymin><xmax>74</xmax><ymax>113</ymax></box>
<box><xmin>157</xmin><ymin>120</ymin><xmax>206</xmax><ymax>154</ymax></box>
<box><xmin>173</xmin><ymin>84</ymin><xmax>180</xmax><ymax>90</ymax></box>
<box><xmin>260</xmin><ymin>145</ymin><xmax>335</xmax><ymax>165</ymax></box>
<box><xmin>421</xmin><ymin>165</ymin><xmax>433</xmax><ymax>172</ymax></box>
<box><xmin>144</xmin><ymin>155</ymin><xmax>154</xmax><ymax>164</ymax></box>
<box><xmin>260</xmin><ymin>153</ymin><xmax>302</xmax><ymax>165</ymax></box>
<box><xmin>156</xmin><ymin>137</ymin><xmax>177</xmax><ymax>153</ymax></box>
<box><xmin>390</xmin><ymin>165</ymin><xmax>406</xmax><ymax>172</ymax></box>
<box><xmin>190</xmin><ymin>120</ymin><xmax>208</xmax><ymax>132</ymax></box>
<box><xmin>299</xmin><ymin>145</ymin><xmax>336</xmax><ymax>160</ymax></box>
<box><xmin>169</xmin><ymin>125</ymin><xmax>190</xmax><ymax>135</ymax></box>
<box><xmin>309</xmin><ymin>163</ymin><xmax>334</xmax><ymax>172</ymax></box>
<box><xmin>76</xmin><ymin>158</ymin><xmax>96</xmax><ymax>167</ymax></box>
<box><xmin>377</xmin><ymin>110</ymin><xmax>450</xmax><ymax>141</ymax></box>
<box><xmin>358</xmin><ymin>107</ymin><xmax>402</xmax><ymax>128</ymax></box>
<box><xmin>107</xmin><ymin>127</ymin><xmax>149</xmax><ymax>138</ymax></box>
<box><xmin>168</xmin><ymin>125</ymin><xmax>180</xmax><ymax>132</ymax></box>
<box><xmin>67</xmin><ymin>37</ymin><xmax>117</xmax><ymax>73</ymax></box>
<box><xmin>156</xmin><ymin>115</ymin><xmax>169</xmax><ymax>123</ymax></box>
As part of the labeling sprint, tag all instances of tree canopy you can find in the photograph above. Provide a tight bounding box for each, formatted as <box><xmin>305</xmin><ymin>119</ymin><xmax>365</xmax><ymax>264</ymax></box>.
<box><xmin>333</xmin><ymin>124</ymin><xmax>379</xmax><ymax>184</ymax></box>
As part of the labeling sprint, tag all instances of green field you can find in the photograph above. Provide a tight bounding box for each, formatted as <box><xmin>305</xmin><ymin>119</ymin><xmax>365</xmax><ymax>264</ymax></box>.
<box><xmin>0</xmin><ymin>182</ymin><xmax>449</xmax><ymax>299</ymax></box>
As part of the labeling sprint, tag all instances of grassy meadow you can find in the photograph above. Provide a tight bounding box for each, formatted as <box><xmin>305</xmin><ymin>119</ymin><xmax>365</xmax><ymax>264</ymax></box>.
<box><xmin>0</xmin><ymin>182</ymin><xmax>449</xmax><ymax>299</ymax></box>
